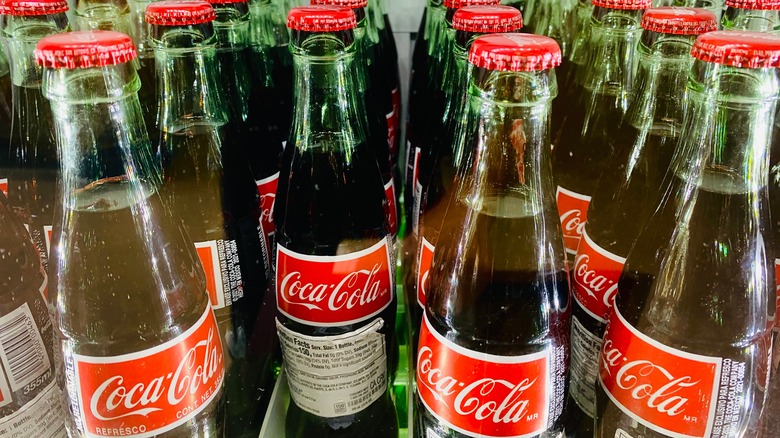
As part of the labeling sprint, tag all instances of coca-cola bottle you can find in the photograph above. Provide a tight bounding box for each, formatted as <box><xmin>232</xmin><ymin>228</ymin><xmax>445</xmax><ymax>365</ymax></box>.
<box><xmin>552</xmin><ymin>0</ymin><xmax>650</xmax><ymax>260</ymax></box>
<box><xmin>275</xmin><ymin>6</ymin><xmax>398</xmax><ymax>437</ymax></box>
<box><xmin>0</xmin><ymin>190</ymin><xmax>66</xmax><ymax>436</ymax></box>
<box><xmin>408</xmin><ymin>3</ymin><xmax>523</xmax><ymax>371</ymax></box>
<box><xmin>656</xmin><ymin>0</ymin><xmax>724</xmax><ymax>20</ymax></box>
<box><xmin>722</xmin><ymin>0</ymin><xmax>780</xmax><ymax>29</ymax></box>
<box><xmin>415</xmin><ymin>33</ymin><xmax>569</xmax><ymax>438</ymax></box>
<box><xmin>526</xmin><ymin>0</ymin><xmax>578</xmax><ymax>63</ymax></box>
<box><xmin>0</xmin><ymin>47</ymin><xmax>10</xmax><ymax>196</ymax></box>
<box><xmin>146</xmin><ymin>2</ymin><xmax>275</xmax><ymax>435</ymax></box>
<box><xmin>309</xmin><ymin>0</ymin><xmax>398</xmax><ymax>240</ymax></box>
<box><xmin>129</xmin><ymin>0</ymin><xmax>158</xmax><ymax>148</ymax></box>
<box><xmin>595</xmin><ymin>30</ymin><xmax>780</xmax><ymax>438</ymax></box>
<box><xmin>37</xmin><ymin>30</ymin><xmax>226</xmax><ymax>436</ymax></box>
<box><xmin>3</xmin><ymin>0</ymin><xmax>69</xmax><ymax>281</ymax></box>
<box><xmin>247</xmin><ymin>0</ymin><xmax>293</xmax><ymax>253</ymax></box>
<box><xmin>564</xmin><ymin>7</ymin><xmax>717</xmax><ymax>437</ymax></box>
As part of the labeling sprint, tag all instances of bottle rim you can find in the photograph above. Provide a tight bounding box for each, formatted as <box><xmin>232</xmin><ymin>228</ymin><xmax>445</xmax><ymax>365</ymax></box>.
<box><xmin>641</xmin><ymin>7</ymin><xmax>718</xmax><ymax>35</ymax></box>
<box><xmin>468</xmin><ymin>33</ymin><xmax>561</xmax><ymax>72</ymax></box>
<box><xmin>145</xmin><ymin>0</ymin><xmax>215</xmax><ymax>26</ymax></box>
<box><xmin>692</xmin><ymin>30</ymin><xmax>780</xmax><ymax>68</ymax></box>
<box><xmin>725</xmin><ymin>0</ymin><xmax>780</xmax><ymax>11</ymax></box>
<box><xmin>592</xmin><ymin>0</ymin><xmax>652</xmax><ymax>11</ymax></box>
<box><xmin>310</xmin><ymin>0</ymin><xmax>367</xmax><ymax>10</ymax></box>
<box><xmin>287</xmin><ymin>5</ymin><xmax>357</xmax><ymax>32</ymax></box>
<box><xmin>0</xmin><ymin>0</ymin><xmax>67</xmax><ymax>16</ymax></box>
<box><xmin>452</xmin><ymin>5</ymin><xmax>523</xmax><ymax>33</ymax></box>
<box><xmin>206</xmin><ymin>0</ymin><xmax>247</xmax><ymax>5</ymax></box>
<box><xmin>443</xmin><ymin>0</ymin><xmax>501</xmax><ymax>9</ymax></box>
<box><xmin>35</xmin><ymin>30</ymin><xmax>137</xmax><ymax>69</ymax></box>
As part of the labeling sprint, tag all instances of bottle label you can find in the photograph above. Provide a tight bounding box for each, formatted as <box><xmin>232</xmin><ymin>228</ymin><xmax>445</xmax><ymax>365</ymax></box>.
<box><xmin>255</xmin><ymin>172</ymin><xmax>279</xmax><ymax>253</ymax></box>
<box><xmin>0</xmin><ymin>178</ymin><xmax>6</xmax><ymax>196</ymax></box>
<box><xmin>416</xmin><ymin>237</ymin><xmax>434</xmax><ymax>308</ymax></box>
<box><xmin>568</xmin><ymin>314</ymin><xmax>601</xmax><ymax>418</ymax></box>
<box><xmin>416</xmin><ymin>314</ymin><xmax>551</xmax><ymax>437</ymax></box>
<box><xmin>555</xmin><ymin>187</ymin><xmax>590</xmax><ymax>255</ymax></box>
<box><xmin>572</xmin><ymin>229</ymin><xmax>625</xmax><ymax>323</ymax></box>
<box><xmin>600</xmin><ymin>307</ymin><xmax>747</xmax><ymax>438</ymax></box>
<box><xmin>413</xmin><ymin>147</ymin><xmax>422</xmax><ymax>236</ymax></box>
<box><xmin>0</xmin><ymin>381</ymin><xmax>66</xmax><ymax>437</ymax></box>
<box><xmin>276</xmin><ymin>318</ymin><xmax>387</xmax><ymax>418</ymax></box>
<box><xmin>276</xmin><ymin>238</ymin><xmax>394</xmax><ymax>326</ymax></box>
<box><xmin>385</xmin><ymin>179</ymin><xmax>398</xmax><ymax>236</ymax></box>
<box><xmin>387</xmin><ymin>87</ymin><xmax>401</xmax><ymax>157</ymax></box>
<box><xmin>194</xmin><ymin>239</ymin><xmax>243</xmax><ymax>310</ymax></box>
<box><xmin>69</xmin><ymin>305</ymin><xmax>225</xmax><ymax>438</ymax></box>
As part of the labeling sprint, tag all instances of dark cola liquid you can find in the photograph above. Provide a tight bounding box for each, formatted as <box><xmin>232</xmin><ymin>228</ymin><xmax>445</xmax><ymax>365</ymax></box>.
<box><xmin>161</xmin><ymin>122</ymin><xmax>275</xmax><ymax>437</ymax></box>
<box><xmin>275</xmin><ymin>137</ymin><xmax>398</xmax><ymax>437</ymax></box>
<box><xmin>417</xmin><ymin>195</ymin><xmax>570</xmax><ymax>438</ymax></box>
<box><xmin>7</xmin><ymin>84</ymin><xmax>59</xmax><ymax>272</ymax></box>
<box><xmin>0</xmin><ymin>71</ymin><xmax>11</xmax><ymax>179</ymax></box>
<box><xmin>247</xmin><ymin>44</ymin><xmax>292</xmax><ymax>181</ymax></box>
<box><xmin>56</xmin><ymin>179</ymin><xmax>224</xmax><ymax>436</ymax></box>
<box><xmin>595</xmin><ymin>174</ymin><xmax>774</xmax><ymax>438</ymax></box>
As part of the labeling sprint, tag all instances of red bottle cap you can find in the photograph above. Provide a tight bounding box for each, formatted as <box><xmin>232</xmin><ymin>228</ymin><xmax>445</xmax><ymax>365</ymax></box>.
<box><xmin>310</xmin><ymin>0</ymin><xmax>368</xmax><ymax>9</ymax></box>
<box><xmin>691</xmin><ymin>30</ymin><xmax>780</xmax><ymax>68</ymax></box>
<box><xmin>443</xmin><ymin>0</ymin><xmax>501</xmax><ymax>9</ymax></box>
<box><xmin>641</xmin><ymin>7</ymin><xmax>718</xmax><ymax>35</ymax></box>
<box><xmin>35</xmin><ymin>30</ymin><xmax>137</xmax><ymax>69</ymax></box>
<box><xmin>287</xmin><ymin>5</ymin><xmax>356</xmax><ymax>32</ymax></box>
<box><xmin>592</xmin><ymin>0</ymin><xmax>652</xmax><ymax>10</ymax></box>
<box><xmin>452</xmin><ymin>5</ymin><xmax>523</xmax><ymax>33</ymax></box>
<box><xmin>725</xmin><ymin>0</ymin><xmax>780</xmax><ymax>10</ymax></box>
<box><xmin>0</xmin><ymin>0</ymin><xmax>67</xmax><ymax>16</ymax></box>
<box><xmin>145</xmin><ymin>0</ymin><xmax>215</xmax><ymax>26</ymax></box>
<box><xmin>468</xmin><ymin>33</ymin><xmax>561</xmax><ymax>72</ymax></box>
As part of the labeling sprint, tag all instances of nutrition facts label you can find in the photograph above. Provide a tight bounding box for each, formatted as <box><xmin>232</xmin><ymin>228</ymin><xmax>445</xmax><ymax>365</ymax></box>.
<box><xmin>0</xmin><ymin>382</ymin><xmax>66</xmax><ymax>438</ymax></box>
<box><xmin>277</xmin><ymin>319</ymin><xmax>387</xmax><ymax>418</ymax></box>
<box><xmin>569</xmin><ymin>315</ymin><xmax>601</xmax><ymax>417</ymax></box>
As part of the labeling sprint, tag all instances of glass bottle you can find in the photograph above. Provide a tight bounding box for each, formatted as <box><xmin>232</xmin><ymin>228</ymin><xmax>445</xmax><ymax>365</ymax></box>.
<box><xmin>0</xmin><ymin>46</ymin><xmax>11</xmax><ymax>195</ymax></box>
<box><xmin>2</xmin><ymin>0</ymin><xmax>69</xmax><ymax>282</ymax></box>
<box><xmin>0</xmin><ymin>188</ymin><xmax>66</xmax><ymax>436</ymax></box>
<box><xmin>414</xmin><ymin>33</ymin><xmax>569</xmax><ymax>438</ymax></box>
<box><xmin>722</xmin><ymin>0</ymin><xmax>780</xmax><ymax>30</ymax></box>
<box><xmin>656</xmin><ymin>0</ymin><xmax>724</xmax><ymax>20</ymax></box>
<box><xmin>595</xmin><ymin>30</ymin><xmax>780</xmax><ymax>438</ymax></box>
<box><xmin>551</xmin><ymin>0</ymin><xmax>649</xmax><ymax>260</ymax></box>
<box><xmin>407</xmin><ymin>3</ymin><xmax>523</xmax><ymax>375</ymax></box>
<box><xmin>526</xmin><ymin>0</ymin><xmax>578</xmax><ymax>72</ymax></box>
<box><xmin>38</xmin><ymin>29</ymin><xmax>225</xmax><ymax>437</ymax></box>
<box><xmin>275</xmin><ymin>6</ymin><xmax>398</xmax><ymax>437</ymax></box>
<box><xmin>146</xmin><ymin>2</ymin><xmax>275</xmax><ymax>436</ymax></box>
<box><xmin>248</xmin><ymin>0</ymin><xmax>293</xmax><ymax>253</ymax></box>
<box><xmin>564</xmin><ymin>7</ymin><xmax>717</xmax><ymax>437</ymax></box>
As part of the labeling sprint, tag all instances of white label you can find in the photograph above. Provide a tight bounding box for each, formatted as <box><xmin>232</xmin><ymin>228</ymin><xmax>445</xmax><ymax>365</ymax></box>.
<box><xmin>0</xmin><ymin>303</ymin><xmax>51</xmax><ymax>394</ymax></box>
<box><xmin>194</xmin><ymin>239</ymin><xmax>243</xmax><ymax>310</ymax></box>
<box><xmin>276</xmin><ymin>318</ymin><xmax>387</xmax><ymax>418</ymax></box>
<box><xmin>615</xmin><ymin>428</ymin><xmax>634</xmax><ymax>438</ymax></box>
<box><xmin>569</xmin><ymin>314</ymin><xmax>601</xmax><ymax>418</ymax></box>
<box><xmin>0</xmin><ymin>382</ymin><xmax>66</xmax><ymax>437</ymax></box>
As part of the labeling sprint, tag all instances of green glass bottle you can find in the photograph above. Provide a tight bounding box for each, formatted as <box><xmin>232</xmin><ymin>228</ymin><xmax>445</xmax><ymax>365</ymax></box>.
<box><xmin>275</xmin><ymin>5</ymin><xmax>398</xmax><ymax>437</ymax></box>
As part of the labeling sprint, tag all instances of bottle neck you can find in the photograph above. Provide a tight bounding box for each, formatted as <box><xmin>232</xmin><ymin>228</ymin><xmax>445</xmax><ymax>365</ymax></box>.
<box><xmin>153</xmin><ymin>24</ymin><xmax>228</xmax><ymax>135</ymax></box>
<box><xmin>722</xmin><ymin>7</ymin><xmax>780</xmax><ymax>32</ymax></box>
<box><xmin>0</xmin><ymin>46</ymin><xmax>8</xmax><ymax>77</ymax></box>
<box><xmin>624</xmin><ymin>32</ymin><xmax>698</xmax><ymax>136</ymax></box>
<box><xmin>1</xmin><ymin>13</ymin><xmax>69</xmax><ymax>88</ymax></box>
<box><xmin>42</xmin><ymin>63</ymin><xmax>159</xmax><ymax>209</ymax></box>
<box><xmin>249</xmin><ymin>0</ymin><xmax>289</xmax><ymax>49</ymax></box>
<box><xmin>425</xmin><ymin>0</ymin><xmax>446</xmax><ymax>59</ymax></box>
<box><xmin>577</xmin><ymin>7</ymin><xmax>644</xmax><ymax>105</ymax></box>
<box><xmin>74</xmin><ymin>0</ymin><xmax>130</xmax><ymax>34</ymax></box>
<box><xmin>290</xmin><ymin>31</ymin><xmax>366</xmax><ymax>153</ymax></box>
<box><xmin>213</xmin><ymin>3</ymin><xmax>251</xmax><ymax>51</ymax></box>
<box><xmin>457</xmin><ymin>66</ymin><xmax>558</xmax><ymax>205</ymax></box>
<box><xmin>128</xmin><ymin>0</ymin><xmax>153</xmax><ymax>59</ymax></box>
<box><xmin>567</xmin><ymin>0</ymin><xmax>595</xmax><ymax>66</ymax></box>
<box><xmin>531</xmin><ymin>0</ymin><xmax>578</xmax><ymax>56</ymax></box>
<box><xmin>672</xmin><ymin>60</ymin><xmax>779</xmax><ymax>193</ymax></box>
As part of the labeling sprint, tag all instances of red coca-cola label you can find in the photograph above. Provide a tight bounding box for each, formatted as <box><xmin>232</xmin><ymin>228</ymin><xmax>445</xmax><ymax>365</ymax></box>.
<box><xmin>599</xmin><ymin>307</ymin><xmax>723</xmax><ymax>437</ymax></box>
<box><xmin>72</xmin><ymin>305</ymin><xmax>225</xmax><ymax>438</ymax></box>
<box><xmin>416</xmin><ymin>315</ymin><xmax>550</xmax><ymax>437</ymax></box>
<box><xmin>195</xmin><ymin>240</ymin><xmax>243</xmax><ymax>310</ymax></box>
<box><xmin>256</xmin><ymin>172</ymin><xmax>279</xmax><ymax>252</ymax></box>
<box><xmin>556</xmin><ymin>187</ymin><xmax>590</xmax><ymax>255</ymax></box>
<box><xmin>276</xmin><ymin>239</ymin><xmax>394</xmax><ymax>326</ymax></box>
<box><xmin>416</xmin><ymin>237</ymin><xmax>434</xmax><ymax>308</ymax></box>
<box><xmin>0</xmin><ymin>178</ymin><xmax>6</xmax><ymax>196</ymax></box>
<box><xmin>572</xmin><ymin>229</ymin><xmax>625</xmax><ymax>323</ymax></box>
<box><xmin>387</xmin><ymin>88</ymin><xmax>400</xmax><ymax>158</ymax></box>
<box><xmin>384</xmin><ymin>179</ymin><xmax>398</xmax><ymax>236</ymax></box>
